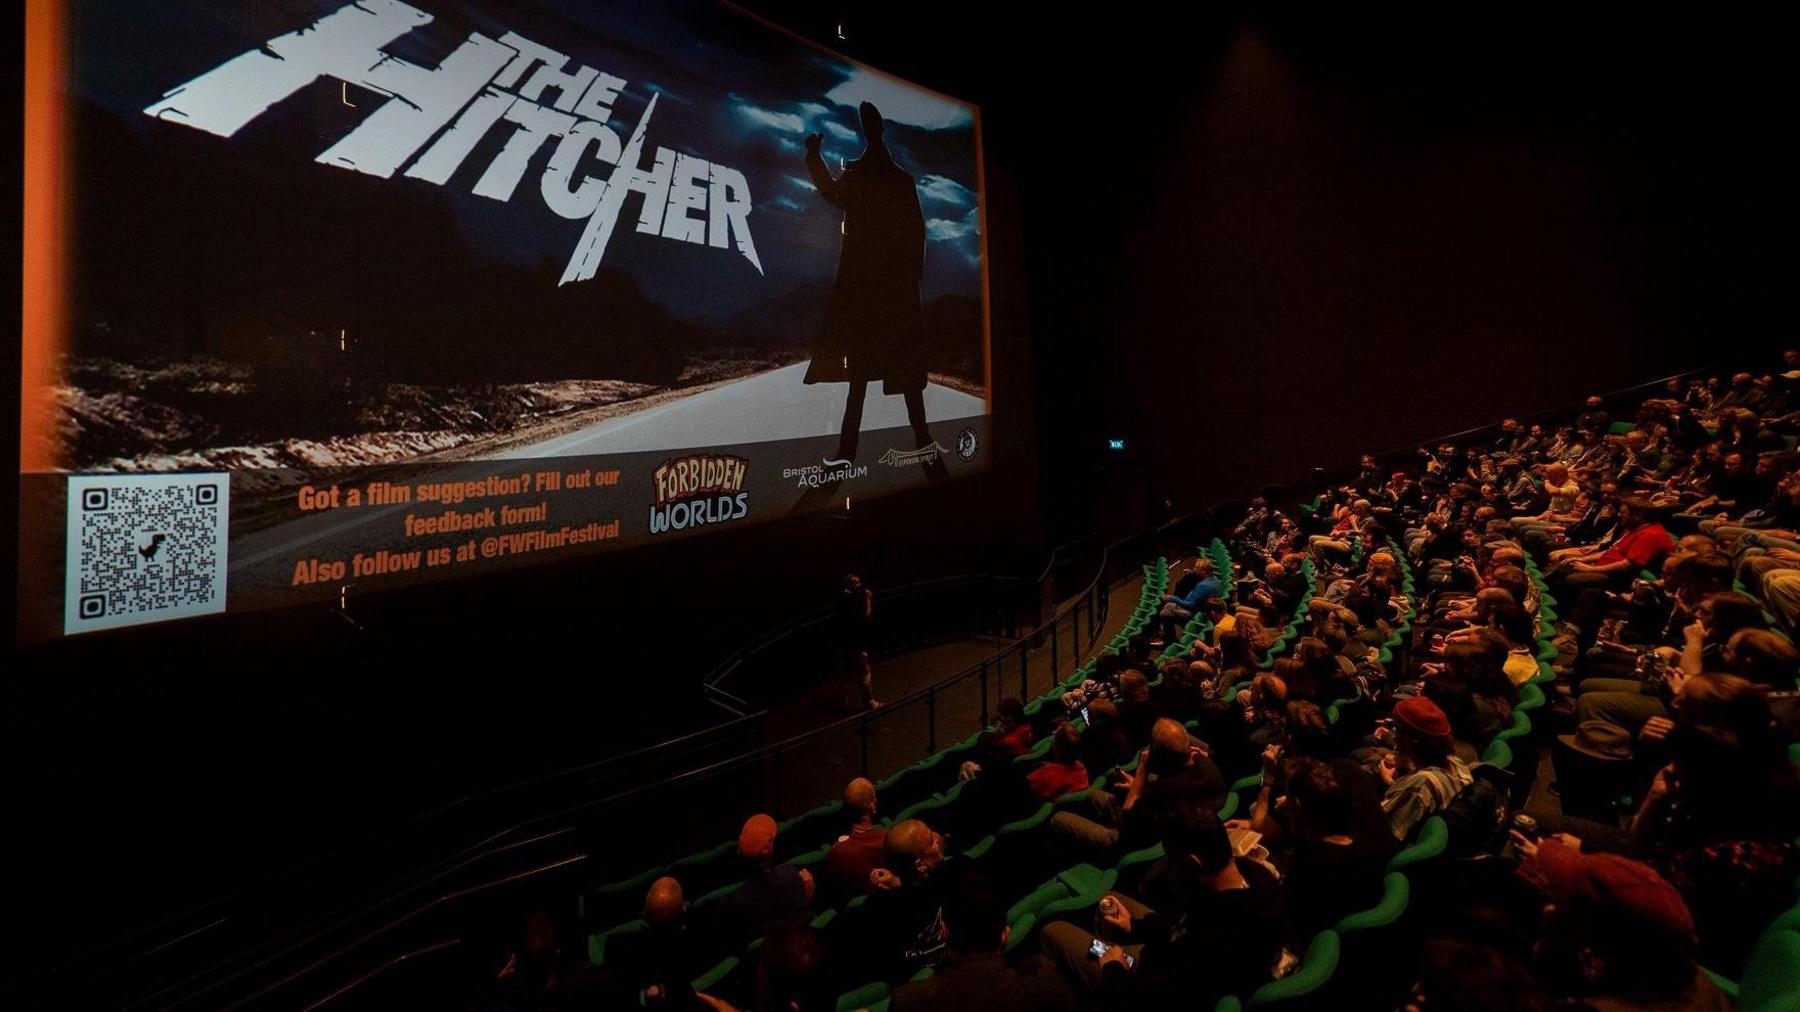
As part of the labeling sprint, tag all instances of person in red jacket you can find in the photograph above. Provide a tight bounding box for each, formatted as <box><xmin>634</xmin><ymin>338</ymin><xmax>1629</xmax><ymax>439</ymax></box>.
<box><xmin>993</xmin><ymin>697</ymin><xmax>1034</xmax><ymax>756</ymax></box>
<box><xmin>818</xmin><ymin>777</ymin><xmax>889</xmax><ymax>905</ymax></box>
<box><xmin>1559</xmin><ymin>498</ymin><xmax>1675</xmax><ymax>594</ymax></box>
<box><xmin>1028</xmin><ymin>723</ymin><xmax>1090</xmax><ymax>801</ymax></box>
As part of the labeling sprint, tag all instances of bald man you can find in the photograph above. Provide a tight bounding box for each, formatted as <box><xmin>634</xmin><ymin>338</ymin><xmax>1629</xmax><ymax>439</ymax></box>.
<box><xmin>833</xmin><ymin>818</ymin><xmax>959</xmax><ymax>986</ymax></box>
<box><xmin>715</xmin><ymin>814</ymin><xmax>814</xmax><ymax>949</ymax></box>
<box><xmin>818</xmin><ymin>777</ymin><xmax>888</xmax><ymax>905</ymax></box>
<box><xmin>1048</xmin><ymin>718</ymin><xmax>1225</xmax><ymax>864</ymax></box>
<box><xmin>604</xmin><ymin>875</ymin><xmax>706</xmax><ymax>1002</ymax></box>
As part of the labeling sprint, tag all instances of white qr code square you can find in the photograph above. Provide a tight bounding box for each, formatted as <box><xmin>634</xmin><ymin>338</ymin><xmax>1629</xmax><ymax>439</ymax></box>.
<box><xmin>64</xmin><ymin>473</ymin><xmax>230</xmax><ymax>634</ymax></box>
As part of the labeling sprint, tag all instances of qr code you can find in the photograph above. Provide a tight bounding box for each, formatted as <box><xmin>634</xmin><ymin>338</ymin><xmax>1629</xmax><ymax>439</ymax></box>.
<box><xmin>64</xmin><ymin>473</ymin><xmax>230</xmax><ymax>634</ymax></box>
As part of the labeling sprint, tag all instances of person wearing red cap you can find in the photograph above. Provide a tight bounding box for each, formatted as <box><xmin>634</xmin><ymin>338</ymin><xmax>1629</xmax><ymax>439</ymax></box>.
<box><xmin>715</xmin><ymin>814</ymin><xmax>815</xmax><ymax>950</ymax></box>
<box><xmin>1377</xmin><ymin>696</ymin><xmax>1472</xmax><ymax>842</ymax></box>
<box><xmin>1512</xmin><ymin>836</ymin><xmax>1731</xmax><ymax>1010</ymax></box>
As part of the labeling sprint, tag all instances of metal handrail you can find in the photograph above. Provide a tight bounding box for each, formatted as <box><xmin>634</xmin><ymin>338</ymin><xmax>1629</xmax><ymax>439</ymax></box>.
<box><xmin>87</xmin><ymin>536</ymin><xmax>1125</xmax><ymax>1011</ymax></box>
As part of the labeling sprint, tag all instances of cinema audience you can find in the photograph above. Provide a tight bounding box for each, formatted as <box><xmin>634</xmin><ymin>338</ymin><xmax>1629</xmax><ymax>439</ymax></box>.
<box><xmin>566</xmin><ymin>353</ymin><xmax>1800</xmax><ymax>1012</ymax></box>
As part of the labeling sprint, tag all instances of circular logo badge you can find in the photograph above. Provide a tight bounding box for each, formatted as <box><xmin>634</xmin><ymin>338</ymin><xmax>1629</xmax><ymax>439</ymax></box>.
<box><xmin>956</xmin><ymin>427</ymin><xmax>978</xmax><ymax>462</ymax></box>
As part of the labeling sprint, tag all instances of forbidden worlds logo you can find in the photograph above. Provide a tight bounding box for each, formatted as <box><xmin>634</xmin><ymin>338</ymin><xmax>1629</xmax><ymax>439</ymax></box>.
<box><xmin>144</xmin><ymin>0</ymin><xmax>763</xmax><ymax>286</ymax></box>
<box><xmin>650</xmin><ymin>454</ymin><xmax>749</xmax><ymax>534</ymax></box>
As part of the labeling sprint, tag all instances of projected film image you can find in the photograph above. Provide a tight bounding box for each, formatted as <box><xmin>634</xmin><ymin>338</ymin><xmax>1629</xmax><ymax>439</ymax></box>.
<box><xmin>19</xmin><ymin>0</ymin><xmax>990</xmax><ymax>640</ymax></box>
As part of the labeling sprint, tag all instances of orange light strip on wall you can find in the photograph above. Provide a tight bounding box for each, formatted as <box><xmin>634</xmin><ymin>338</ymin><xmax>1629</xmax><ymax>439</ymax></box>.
<box><xmin>22</xmin><ymin>0</ymin><xmax>67</xmax><ymax>473</ymax></box>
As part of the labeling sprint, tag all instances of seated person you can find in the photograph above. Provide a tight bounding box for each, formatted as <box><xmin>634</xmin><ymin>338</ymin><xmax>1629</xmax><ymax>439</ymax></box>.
<box><xmin>1048</xmin><ymin>718</ymin><xmax>1225</xmax><ymax>863</ymax></box>
<box><xmin>1077</xmin><ymin>698</ymin><xmax>1132</xmax><ymax>780</ymax></box>
<box><xmin>1153</xmin><ymin>559</ymin><xmax>1220</xmax><ymax>643</ymax></box>
<box><xmin>1420</xmin><ymin>639</ymin><xmax>1512</xmax><ymax>758</ymax></box>
<box><xmin>831</xmin><ymin>819</ymin><xmax>964</xmax><ymax>988</ymax></box>
<box><xmin>1246</xmin><ymin>560</ymin><xmax>1296</xmax><ymax>625</ymax></box>
<box><xmin>715</xmin><ymin>814</ymin><xmax>814</xmax><ymax>950</ymax></box>
<box><xmin>1153</xmin><ymin>658</ymin><xmax>1206</xmax><ymax>724</ymax></box>
<box><xmin>1039</xmin><ymin>803</ymin><xmax>1286</xmax><ymax>1010</ymax></box>
<box><xmin>1627</xmin><ymin>675</ymin><xmax>1800</xmax><ymax>974</ymax></box>
<box><xmin>488</xmin><ymin>910</ymin><xmax>576</xmax><ymax>1012</ymax></box>
<box><xmin>990</xmin><ymin>697</ymin><xmax>1034</xmax><ymax>757</ymax></box>
<box><xmin>1241</xmin><ymin>672</ymin><xmax>1288</xmax><ymax>750</ymax></box>
<box><xmin>1264</xmin><ymin>702</ymin><xmax>1393</xmax><ymax>845</ymax></box>
<box><xmin>1511</xmin><ymin>461</ymin><xmax>1584</xmax><ymax>530</ymax></box>
<box><xmin>1265</xmin><ymin>757</ymin><xmax>1398</xmax><ymax>937</ymax></box>
<box><xmin>1555</xmin><ymin>498</ymin><xmax>1675</xmax><ymax>596</ymax></box>
<box><xmin>1577</xmin><ymin>592</ymin><xmax>1765</xmax><ymax>733</ymax></box>
<box><xmin>817</xmin><ymin>778</ymin><xmax>888</xmax><ymax>906</ymax></box>
<box><xmin>1719</xmin><ymin>627</ymin><xmax>1800</xmax><ymax>688</ymax></box>
<box><xmin>1115</xmin><ymin>670</ymin><xmax>1158</xmax><ymax>747</ymax></box>
<box><xmin>1676</xmin><ymin>592</ymin><xmax>1770</xmax><ymax>679</ymax></box>
<box><xmin>1026</xmin><ymin>723</ymin><xmax>1090</xmax><ymax>801</ymax></box>
<box><xmin>1376</xmin><ymin>697</ymin><xmax>1473</xmax><ymax>842</ymax></box>
<box><xmin>606</xmin><ymin>876</ymin><xmax>712</xmax><ymax>1007</ymax></box>
<box><xmin>1511</xmin><ymin>837</ymin><xmax>1731</xmax><ymax>1010</ymax></box>
<box><xmin>694</xmin><ymin>922</ymin><xmax>831</xmax><ymax>1012</ymax></box>
<box><xmin>948</xmin><ymin>734</ymin><xmax>1042</xmax><ymax>840</ymax></box>
<box><xmin>1206</xmin><ymin>624</ymin><xmax>1261</xmax><ymax>686</ymax></box>
<box><xmin>888</xmin><ymin>874</ymin><xmax>1075</xmax><ymax>1012</ymax></box>
<box><xmin>1293</xmin><ymin>637</ymin><xmax>1358</xmax><ymax>708</ymax></box>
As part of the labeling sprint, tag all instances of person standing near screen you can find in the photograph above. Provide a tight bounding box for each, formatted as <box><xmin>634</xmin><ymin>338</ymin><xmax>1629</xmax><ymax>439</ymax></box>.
<box><xmin>837</xmin><ymin>572</ymin><xmax>880</xmax><ymax>711</ymax></box>
<box><xmin>804</xmin><ymin>102</ymin><xmax>933</xmax><ymax>463</ymax></box>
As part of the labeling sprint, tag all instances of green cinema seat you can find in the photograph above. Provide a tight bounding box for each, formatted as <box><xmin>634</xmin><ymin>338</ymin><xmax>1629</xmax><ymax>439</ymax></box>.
<box><xmin>588</xmin><ymin>917</ymin><xmax>645</xmax><ymax>966</ymax></box>
<box><xmin>834</xmin><ymin>980</ymin><xmax>889</xmax><ymax>1012</ymax></box>
<box><xmin>1736</xmin><ymin>909</ymin><xmax>1800</xmax><ymax>1011</ymax></box>
<box><xmin>692</xmin><ymin>954</ymin><xmax>738</xmax><ymax>993</ymax></box>
<box><xmin>1336</xmin><ymin>872</ymin><xmax>1410</xmax><ymax>935</ymax></box>
<box><xmin>581</xmin><ymin>863</ymin><xmax>664</xmax><ymax>936</ymax></box>
<box><xmin>1389</xmin><ymin>816</ymin><xmax>1448</xmax><ymax>872</ymax></box>
<box><xmin>1248</xmin><ymin>929</ymin><xmax>1340</xmax><ymax>1007</ymax></box>
<box><xmin>668</xmin><ymin>839</ymin><xmax>743</xmax><ymax>900</ymax></box>
<box><xmin>1480</xmin><ymin>737</ymin><xmax>1515</xmax><ymax>770</ymax></box>
<box><xmin>1494</xmin><ymin>707</ymin><xmax>1533</xmax><ymax>743</ymax></box>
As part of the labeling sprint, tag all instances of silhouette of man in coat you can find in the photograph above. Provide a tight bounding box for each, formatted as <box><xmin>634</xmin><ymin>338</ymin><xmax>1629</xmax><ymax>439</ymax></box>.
<box><xmin>804</xmin><ymin>102</ymin><xmax>933</xmax><ymax>462</ymax></box>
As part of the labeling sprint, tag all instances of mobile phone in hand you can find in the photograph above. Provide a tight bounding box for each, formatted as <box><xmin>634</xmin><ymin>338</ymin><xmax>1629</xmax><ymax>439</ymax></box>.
<box><xmin>1089</xmin><ymin>939</ymin><xmax>1134</xmax><ymax>968</ymax></box>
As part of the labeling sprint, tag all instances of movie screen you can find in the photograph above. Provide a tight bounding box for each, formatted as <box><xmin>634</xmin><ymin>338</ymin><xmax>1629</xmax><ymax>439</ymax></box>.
<box><xmin>19</xmin><ymin>0</ymin><xmax>991</xmax><ymax>640</ymax></box>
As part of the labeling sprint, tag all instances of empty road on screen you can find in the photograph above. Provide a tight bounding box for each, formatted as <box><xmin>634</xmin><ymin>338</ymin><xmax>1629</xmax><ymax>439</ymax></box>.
<box><xmin>490</xmin><ymin>362</ymin><xmax>986</xmax><ymax>459</ymax></box>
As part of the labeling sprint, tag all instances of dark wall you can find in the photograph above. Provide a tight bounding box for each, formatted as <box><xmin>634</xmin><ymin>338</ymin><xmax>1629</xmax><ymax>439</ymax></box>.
<box><xmin>1014</xmin><ymin>8</ymin><xmax>1785</xmax><ymax>532</ymax></box>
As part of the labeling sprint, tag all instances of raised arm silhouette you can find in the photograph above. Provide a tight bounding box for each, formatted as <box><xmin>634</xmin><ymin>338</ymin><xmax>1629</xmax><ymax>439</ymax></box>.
<box><xmin>802</xmin><ymin>102</ymin><xmax>932</xmax><ymax>463</ymax></box>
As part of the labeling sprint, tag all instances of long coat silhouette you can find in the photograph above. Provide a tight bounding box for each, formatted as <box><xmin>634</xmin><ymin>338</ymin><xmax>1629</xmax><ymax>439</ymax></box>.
<box><xmin>802</xmin><ymin>119</ymin><xmax>928</xmax><ymax>397</ymax></box>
